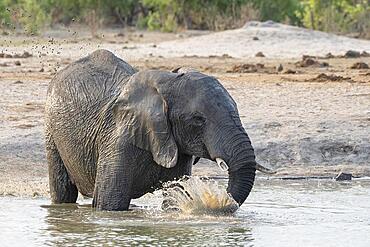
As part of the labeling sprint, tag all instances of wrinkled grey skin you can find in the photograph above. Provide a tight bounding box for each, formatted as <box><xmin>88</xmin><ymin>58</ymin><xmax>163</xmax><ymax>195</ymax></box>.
<box><xmin>45</xmin><ymin>49</ymin><xmax>256</xmax><ymax>211</ymax></box>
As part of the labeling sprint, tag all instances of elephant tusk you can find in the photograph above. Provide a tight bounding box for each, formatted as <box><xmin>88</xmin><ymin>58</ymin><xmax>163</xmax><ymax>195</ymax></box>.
<box><xmin>215</xmin><ymin>158</ymin><xmax>276</xmax><ymax>174</ymax></box>
<box><xmin>215</xmin><ymin>158</ymin><xmax>229</xmax><ymax>171</ymax></box>
<box><xmin>255</xmin><ymin>162</ymin><xmax>276</xmax><ymax>175</ymax></box>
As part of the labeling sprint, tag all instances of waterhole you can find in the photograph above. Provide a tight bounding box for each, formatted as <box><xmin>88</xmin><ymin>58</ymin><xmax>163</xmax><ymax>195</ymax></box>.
<box><xmin>1</xmin><ymin>178</ymin><xmax>370</xmax><ymax>246</ymax></box>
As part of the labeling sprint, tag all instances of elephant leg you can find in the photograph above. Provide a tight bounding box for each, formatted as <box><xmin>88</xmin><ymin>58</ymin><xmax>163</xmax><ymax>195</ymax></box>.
<box><xmin>46</xmin><ymin>132</ymin><xmax>78</xmax><ymax>203</ymax></box>
<box><xmin>93</xmin><ymin>153</ymin><xmax>133</xmax><ymax>211</ymax></box>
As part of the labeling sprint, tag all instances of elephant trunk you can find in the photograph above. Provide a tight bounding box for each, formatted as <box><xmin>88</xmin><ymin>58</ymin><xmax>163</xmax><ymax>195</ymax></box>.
<box><xmin>210</xmin><ymin>127</ymin><xmax>256</xmax><ymax>206</ymax></box>
<box><xmin>227</xmin><ymin>138</ymin><xmax>256</xmax><ymax>205</ymax></box>
<box><xmin>227</xmin><ymin>161</ymin><xmax>256</xmax><ymax>206</ymax></box>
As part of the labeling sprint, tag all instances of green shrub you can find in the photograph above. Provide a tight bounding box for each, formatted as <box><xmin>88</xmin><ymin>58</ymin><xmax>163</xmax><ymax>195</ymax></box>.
<box><xmin>146</xmin><ymin>11</ymin><xmax>161</xmax><ymax>30</ymax></box>
<box><xmin>0</xmin><ymin>0</ymin><xmax>368</xmax><ymax>37</ymax></box>
<box><xmin>18</xmin><ymin>0</ymin><xmax>49</xmax><ymax>34</ymax></box>
<box><xmin>140</xmin><ymin>0</ymin><xmax>260</xmax><ymax>31</ymax></box>
<box><xmin>0</xmin><ymin>0</ymin><xmax>12</xmax><ymax>29</ymax></box>
<box><xmin>141</xmin><ymin>0</ymin><xmax>179</xmax><ymax>31</ymax></box>
<box><xmin>300</xmin><ymin>0</ymin><xmax>370</xmax><ymax>37</ymax></box>
<box><xmin>252</xmin><ymin>0</ymin><xmax>303</xmax><ymax>25</ymax></box>
<box><xmin>136</xmin><ymin>15</ymin><xmax>149</xmax><ymax>29</ymax></box>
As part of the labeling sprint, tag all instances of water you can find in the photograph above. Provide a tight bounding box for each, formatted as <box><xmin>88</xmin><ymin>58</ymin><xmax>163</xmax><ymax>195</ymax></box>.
<box><xmin>1</xmin><ymin>178</ymin><xmax>370</xmax><ymax>247</ymax></box>
<box><xmin>162</xmin><ymin>176</ymin><xmax>239</xmax><ymax>214</ymax></box>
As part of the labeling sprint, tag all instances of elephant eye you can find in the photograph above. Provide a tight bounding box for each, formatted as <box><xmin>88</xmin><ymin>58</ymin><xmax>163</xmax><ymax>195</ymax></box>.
<box><xmin>191</xmin><ymin>113</ymin><xmax>206</xmax><ymax>127</ymax></box>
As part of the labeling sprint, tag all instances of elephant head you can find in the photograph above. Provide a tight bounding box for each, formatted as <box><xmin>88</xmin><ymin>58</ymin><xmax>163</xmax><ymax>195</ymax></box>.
<box><xmin>113</xmin><ymin>69</ymin><xmax>262</xmax><ymax>206</ymax></box>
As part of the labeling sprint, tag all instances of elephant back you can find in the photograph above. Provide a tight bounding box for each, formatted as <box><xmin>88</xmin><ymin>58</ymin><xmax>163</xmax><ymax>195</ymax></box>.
<box><xmin>47</xmin><ymin>49</ymin><xmax>137</xmax><ymax>108</ymax></box>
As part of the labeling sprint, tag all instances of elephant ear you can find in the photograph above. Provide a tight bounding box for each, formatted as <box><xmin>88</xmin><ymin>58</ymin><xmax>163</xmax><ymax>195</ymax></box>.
<box><xmin>113</xmin><ymin>72</ymin><xmax>178</xmax><ymax>168</ymax></box>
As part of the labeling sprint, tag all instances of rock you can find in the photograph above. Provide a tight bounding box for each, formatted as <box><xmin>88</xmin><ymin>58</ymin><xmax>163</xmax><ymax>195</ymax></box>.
<box><xmin>335</xmin><ymin>172</ymin><xmax>352</xmax><ymax>181</ymax></box>
<box><xmin>303</xmin><ymin>58</ymin><xmax>316</xmax><ymax>66</ymax></box>
<box><xmin>4</xmin><ymin>51</ymin><xmax>32</xmax><ymax>59</ymax></box>
<box><xmin>122</xmin><ymin>45</ymin><xmax>137</xmax><ymax>50</ymax></box>
<box><xmin>325</xmin><ymin>52</ymin><xmax>335</xmax><ymax>58</ymax></box>
<box><xmin>264</xmin><ymin>122</ymin><xmax>282</xmax><ymax>128</ymax></box>
<box><xmin>22</xmin><ymin>52</ymin><xmax>32</xmax><ymax>58</ymax></box>
<box><xmin>13</xmin><ymin>80</ymin><xmax>23</xmax><ymax>84</ymax></box>
<box><xmin>14</xmin><ymin>61</ymin><xmax>21</xmax><ymax>66</ymax></box>
<box><xmin>302</xmin><ymin>55</ymin><xmax>316</xmax><ymax>60</ymax></box>
<box><xmin>296</xmin><ymin>57</ymin><xmax>329</xmax><ymax>67</ymax></box>
<box><xmin>276</xmin><ymin>64</ymin><xmax>283</xmax><ymax>72</ymax></box>
<box><xmin>39</xmin><ymin>67</ymin><xmax>44</xmax><ymax>72</ymax></box>
<box><xmin>310</xmin><ymin>73</ymin><xmax>352</xmax><ymax>82</ymax></box>
<box><xmin>283</xmin><ymin>69</ymin><xmax>296</xmax><ymax>74</ymax></box>
<box><xmin>115</xmin><ymin>32</ymin><xmax>125</xmax><ymax>37</ymax></box>
<box><xmin>255</xmin><ymin>51</ymin><xmax>265</xmax><ymax>57</ymax></box>
<box><xmin>345</xmin><ymin>50</ymin><xmax>361</xmax><ymax>58</ymax></box>
<box><xmin>350</xmin><ymin>62</ymin><xmax>369</xmax><ymax>69</ymax></box>
<box><xmin>229</xmin><ymin>63</ymin><xmax>264</xmax><ymax>73</ymax></box>
<box><xmin>322</xmin><ymin>62</ymin><xmax>329</xmax><ymax>67</ymax></box>
<box><xmin>24</xmin><ymin>52</ymin><xmax>32</xmax><ymax>58</ymax></box>
<box><xmin>361</xmin><ymin>51</ymin><xmax>370</xmax><ymax>57</ymax></box>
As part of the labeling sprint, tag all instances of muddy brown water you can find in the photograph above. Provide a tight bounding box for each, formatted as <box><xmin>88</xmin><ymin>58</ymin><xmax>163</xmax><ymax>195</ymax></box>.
<box><xmin>1</xmin><ymin>178</ymin><xmax>370</xmax><ymax>246</ymax></box>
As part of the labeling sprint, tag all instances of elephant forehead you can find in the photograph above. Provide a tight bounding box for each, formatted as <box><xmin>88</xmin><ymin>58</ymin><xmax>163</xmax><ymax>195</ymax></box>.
<box><xmin>184</xmin><ymin>75</ymin><xmax>228</xmax><ymax>96</ymax></box>
<box><xmin>187</xmin><ymin>79</ymin><xmax>237</xmax><ymax>110</ymax></box>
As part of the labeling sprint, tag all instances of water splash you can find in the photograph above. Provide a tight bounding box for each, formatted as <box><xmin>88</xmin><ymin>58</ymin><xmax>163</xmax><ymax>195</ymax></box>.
<box><xmin>162</xmin><ymin>176</ymin><xmax>239</xmax><ymax>215</ymax></box>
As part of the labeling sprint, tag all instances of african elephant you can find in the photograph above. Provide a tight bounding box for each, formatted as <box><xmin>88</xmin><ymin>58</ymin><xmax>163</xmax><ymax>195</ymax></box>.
<box><xmin>45</xmin><ymin>49</ymin><xmax>270</xmax><ymax>211</ymax></box>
